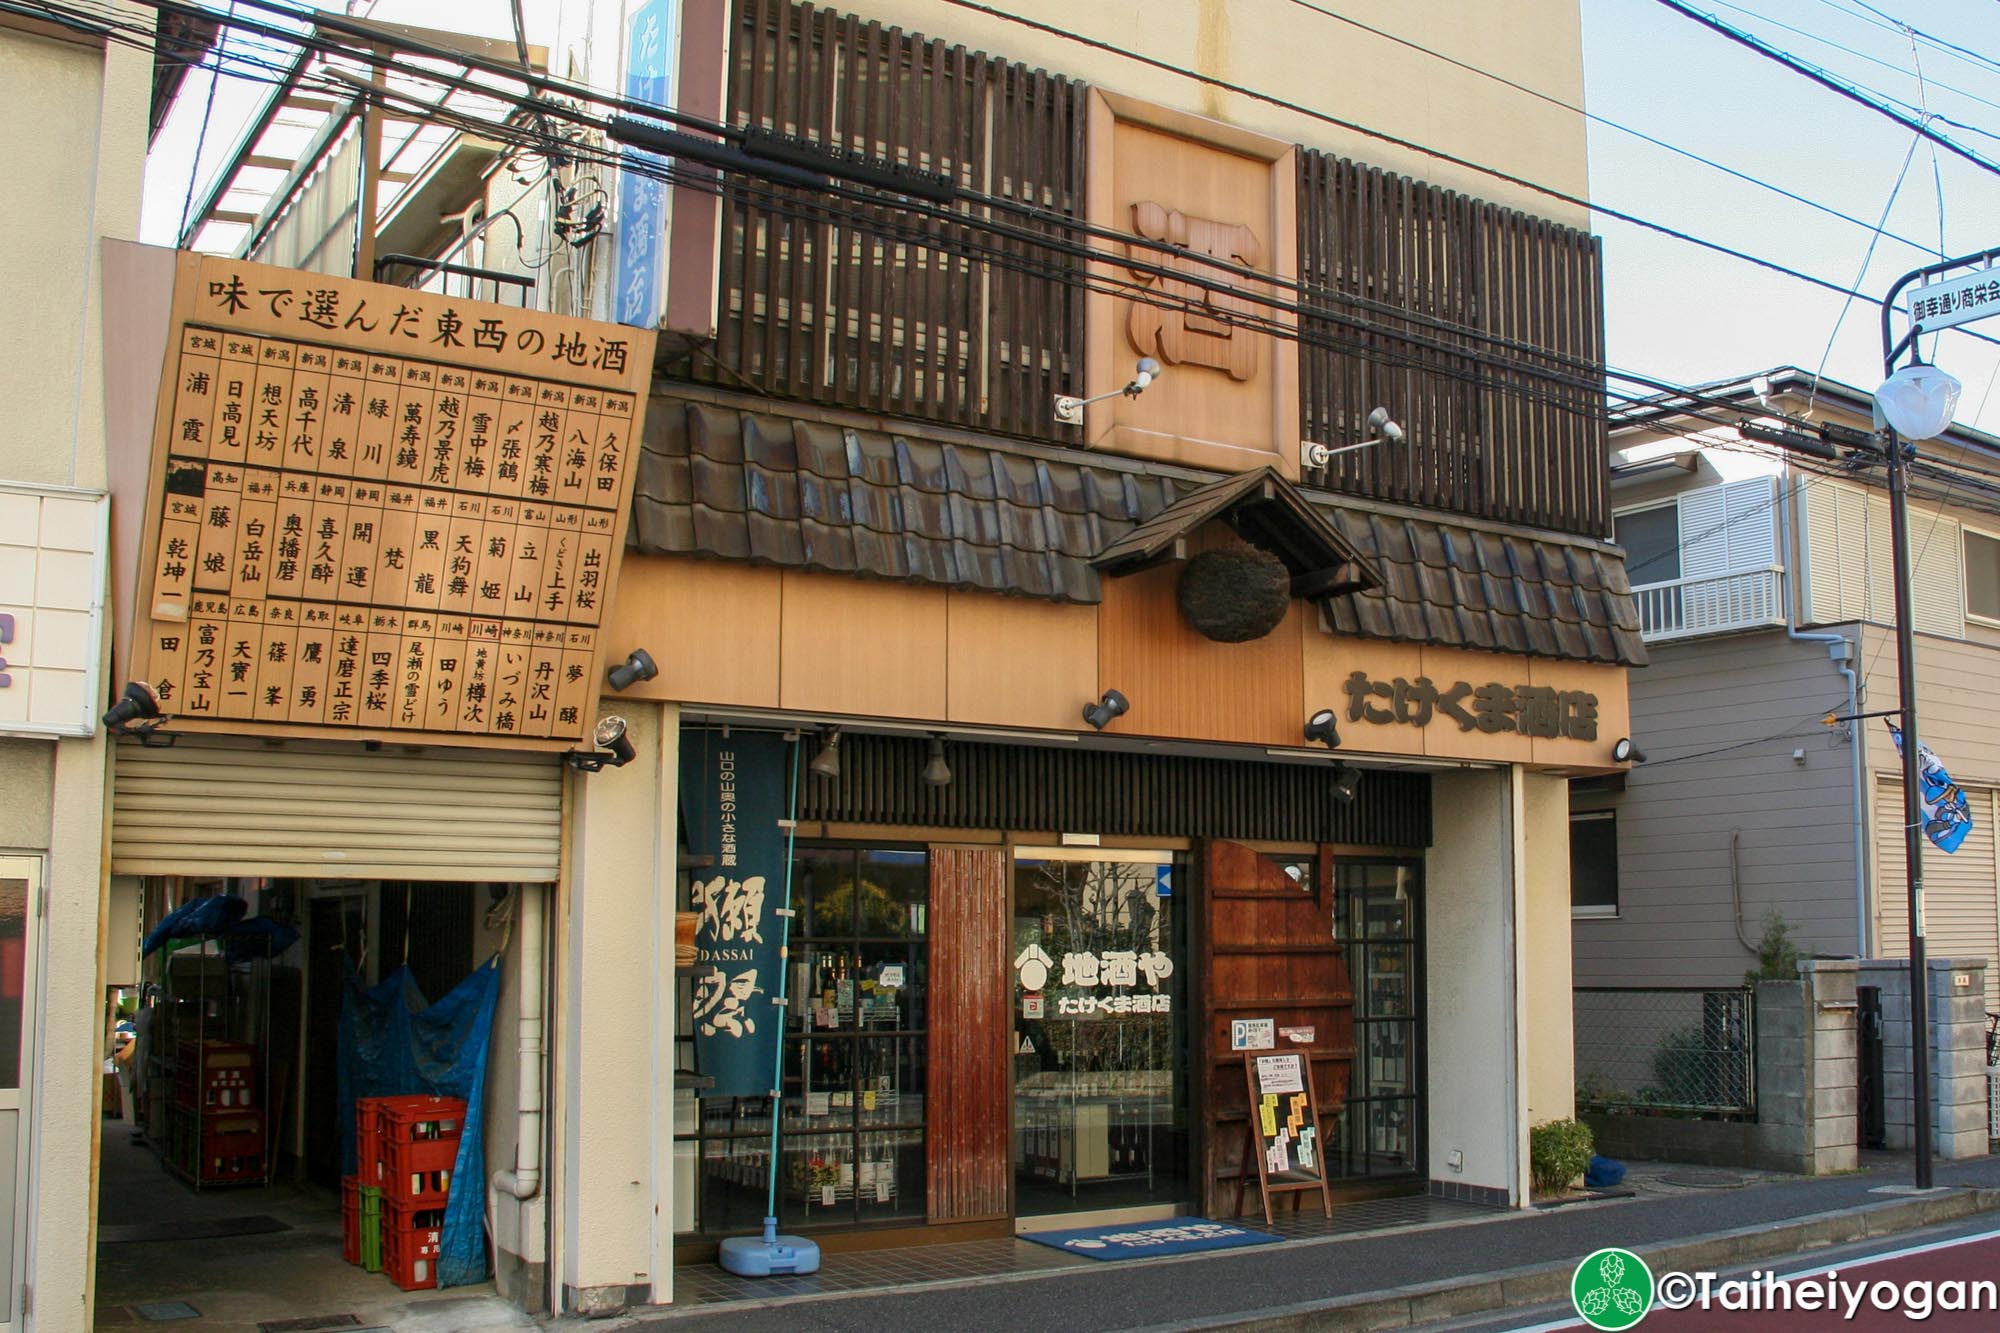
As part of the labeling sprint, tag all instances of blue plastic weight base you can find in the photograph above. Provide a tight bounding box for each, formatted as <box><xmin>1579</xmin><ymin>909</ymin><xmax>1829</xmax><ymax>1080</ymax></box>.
<box><xmin>718</xmin><ymin>1217</ymin><xmax>821</xmax><ymax>1276</ymax></box>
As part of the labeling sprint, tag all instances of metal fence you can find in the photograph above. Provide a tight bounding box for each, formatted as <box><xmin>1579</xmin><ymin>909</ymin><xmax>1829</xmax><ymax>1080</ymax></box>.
<box><xmin>1574</xmin><ymin>987</ymin><xmax>1757</xmax><ymax>1118</ymax></box>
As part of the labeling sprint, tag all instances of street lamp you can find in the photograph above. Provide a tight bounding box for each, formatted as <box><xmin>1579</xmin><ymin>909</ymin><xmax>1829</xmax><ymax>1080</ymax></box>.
<box><xmin>1876</xmin><ymin>257</ymin><xmax>1984</xmax><ymax>1192</ymax></box>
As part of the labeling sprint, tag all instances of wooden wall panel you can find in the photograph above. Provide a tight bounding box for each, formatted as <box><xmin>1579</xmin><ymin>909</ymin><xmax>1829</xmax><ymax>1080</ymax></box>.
<box><xmin>603</xmin><ymin>555</ymin><xmax>782</xmax><ymax>706</ymax></box>
<box><xmin>1097</xmin><ymin>561</ymin><xmax>1305</xmax><ymax>747</ymax></box>
<box><xmin>778</xmin><ymin>570</ymin><xmax>949</xmax><ymax>718</ymax></box>
<box><xmin>946</xmin><ymin>590</ymin><xmax>1098</xmax><ymax>731</ymax></box>
<box><xmin>1198</xmin><ymin>839</ymin><xmax>1354</xmax><ymax>1215</ymax></box>
<box><xmin>928</xmin><ymin>844</ymin><xmax>1012</xmax><ymax>1222</ymax></box>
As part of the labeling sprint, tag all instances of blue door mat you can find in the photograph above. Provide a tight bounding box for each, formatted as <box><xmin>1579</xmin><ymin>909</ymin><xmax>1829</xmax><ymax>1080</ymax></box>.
<box><xmin>1020</xmin><ymin>1218</ymin><xmax>1281</xmax><ymax>1260</ymax></box>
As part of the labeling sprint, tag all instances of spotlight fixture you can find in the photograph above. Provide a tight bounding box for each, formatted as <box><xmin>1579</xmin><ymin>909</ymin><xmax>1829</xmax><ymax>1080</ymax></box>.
<box><xmin>921</xmin><ymin>733</ymin><xmax>952</xmax><ymax>787</ymax></box>
<box><xmin>1329</xmin><ymin>762</ymin><xmax>1361</xmax><ymax>804</ymax></box>
<box><xmin>1612</xmin><ymin>737</ymin><xmax>1647</xmax><ymax>765</ymax></box>
<box><xmin>605</xmin><ymin>648</ymin><xmax>659</xmax><ymax>692</ymax></box>
<box><xmin>809</xmin><ymin>726</ymin><xmax>841</xmax><ymax>780</ymax></box>
<box><xmin>1081</xmin><ymin>689</ymin><xmax>1130</xmax><ymax>731</ymax></box>
<box><xmin>1302</xmin><ymin>708</ymin><xmax>1341</xmax><ymax>751</ymax></box>
<box><xmin>1302</xmin><ymin>405</ymin><xmax>1405</xmax><ymax>470</ymax></box>
<box><xmin>1052</xmin><ymin>357</ymin><xmax>1164</xmax><ymax>426</ymax></box>
<box><xmin>566</xmin><ymin>715</ymin><xmax>638</xmax><ymax>772</ymax></box>
<box><xmin>102</xmin><ymin>680</ymin><xmax>173</xmax><ymax>745</ymax></box>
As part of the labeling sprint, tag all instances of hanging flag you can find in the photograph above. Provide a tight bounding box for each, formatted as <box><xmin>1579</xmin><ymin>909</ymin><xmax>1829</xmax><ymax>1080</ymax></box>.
<box><xmin>1887</xmin><ymin>724</ymin><xmax>1974</xmax><ymax>854</ymax></box>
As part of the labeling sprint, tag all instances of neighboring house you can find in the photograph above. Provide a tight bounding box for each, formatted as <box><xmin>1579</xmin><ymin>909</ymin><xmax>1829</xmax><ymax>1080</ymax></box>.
<box><xmin>1573</xmin><ymin>366</ymin><xmax>2000</xmax><ymax>1013</ymax></box>
<box><xmin>114</xmin><ymin>0</ymin><xmax>1637</xmax><ymax>1321</ymax></box>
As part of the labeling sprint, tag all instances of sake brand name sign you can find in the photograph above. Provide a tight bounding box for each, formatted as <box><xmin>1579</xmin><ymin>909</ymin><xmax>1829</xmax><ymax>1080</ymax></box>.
<box><xmin>131</xmin><ymin>254</ymin><xmax>657</xmax><ymax>747</ymax></box>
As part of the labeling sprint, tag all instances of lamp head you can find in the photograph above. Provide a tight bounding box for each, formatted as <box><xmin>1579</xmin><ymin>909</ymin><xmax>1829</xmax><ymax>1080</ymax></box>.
<box><xmin>921</xmin><ymin>734</ymin><xmax>952</xmax><ymax>787</ymax></box>
<box><xmin>1329</xmin><ymin>763</ymin><xmax>1360</xmax><ymax>804</ymax></box>
<box><xmin>1131</xmin><ymin>358</ymin><xmax>1163</xmax><ymax>393</ymax></box>
<box><xmin>1876</xmin><ymin>362</ymin><xmax>1961</xmax><ymax>441</ymax></box>
<box><xmin>102</xmin><ymin>680</ymin><xmax>164</xmax><ymax>735</ymax></box>
<box><xmin>568</xmin><ymin>715</ymin><xmax>637</xmax><ymax>771</ymax></box>
<box><xmin>1303</xmin><ymin>708</ymin><xmax>1341</xmax><ymax>750</ymax></box>
<box><xmin>809</xmin><ymin>727</ymin><xmax>841</xmax><ymax>780</ymax></box>
<box><xmin>1082</xmin><ymin>689</ymin><xmax>1130</xmax><ymax>731</ymax></box>
<box><xmin>606</xmin><ymin>648</ymin><xmax>659</xmax><ymax>692</ymax></box>
<box><xmin>1365</xmin><ymin>406</ymin><xmax>1405</xmax><ymax>445</ymax></box>
<box><xmin>1612</xmin><ymin>737</ymin><xmax>1647</xmax><ymax>765</ymax></box>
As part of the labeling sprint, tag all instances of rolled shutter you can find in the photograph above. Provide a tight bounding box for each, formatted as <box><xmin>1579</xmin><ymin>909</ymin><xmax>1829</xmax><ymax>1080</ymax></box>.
<box><xmin>112</xmin><ymin>736</ymin><xmax>563</xmax><ymax>881</ymax></box>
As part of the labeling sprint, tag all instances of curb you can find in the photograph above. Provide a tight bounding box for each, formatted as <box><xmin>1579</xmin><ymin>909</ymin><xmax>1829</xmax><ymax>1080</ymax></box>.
<box><xmin>1156</xmin><ymin>1186</ymin><xmax>2000</xmax><ymax>1332</ymax></box>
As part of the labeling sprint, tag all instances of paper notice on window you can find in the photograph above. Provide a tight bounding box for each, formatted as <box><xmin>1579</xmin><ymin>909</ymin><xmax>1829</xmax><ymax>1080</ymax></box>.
<box><xmin>808</xmin><ymin>1091</ymin><xmax>830</xmax><ymax>1116</ymax></box>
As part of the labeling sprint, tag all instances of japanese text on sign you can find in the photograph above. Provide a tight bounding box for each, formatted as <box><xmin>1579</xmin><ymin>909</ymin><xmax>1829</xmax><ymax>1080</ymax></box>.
<box><xmin>132</xmin><ymin>256</ymin><xmax>656</xmax><ymax>747</ymax></box>
<box><xmin>1343</xmin><ymin>671</ymin><xmax>1597</xmax><ymax>740</ymax></box>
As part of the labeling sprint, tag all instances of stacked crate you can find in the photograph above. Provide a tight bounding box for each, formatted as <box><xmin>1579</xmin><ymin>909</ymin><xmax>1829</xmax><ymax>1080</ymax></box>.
<box><xmin>346</xmin><ymin>1094</ymin><xmax>463</xmax><ymax>1290</ymax></box>
<box><xmin>170</xmin><ymin>1040</ymin><xmax>264</xmax><ymax>1184</ymax></box>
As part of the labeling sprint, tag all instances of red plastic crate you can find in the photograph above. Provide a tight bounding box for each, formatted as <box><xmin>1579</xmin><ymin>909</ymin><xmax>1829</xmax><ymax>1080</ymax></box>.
<box><xmin>340</xmin><ymin>1175</ymin><xmax>360</xmax><ymax>1265</ymax></box>
<box><xmin>381</xmin><ymin>1201</ymin><xmax>446</xmax><ymax>1291</ymax></box>
<box><xmin>378</xmin><ymin>1097</ymin><xmax>464</xmax><ymax>1205</ymax></box>
<box><xmin>355</xmin><ymin>1097</ymin><xmax>387</xmax><ymax>1186</ymax></box>
<box><xmin>197</xmin><ymin>1112</ymin><xmax>266</xmax><ymax>1183</ymax></box>
<box><xmin>173</xmin><ymin>1040</ymin><xmax>258</xmax><ymax>1113</ymax></box>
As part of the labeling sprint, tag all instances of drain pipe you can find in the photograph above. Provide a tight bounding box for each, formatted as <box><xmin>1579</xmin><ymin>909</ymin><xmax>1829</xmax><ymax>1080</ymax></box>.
<box><xmin>1775</xmin><ymin>463</ymin><xmax>1868</xmax><ymax>956</ymax></box>
<box><xmin>493</xmin><ymin>882</ymin><xmax>545</xmax><ymax>1201</ymax></box>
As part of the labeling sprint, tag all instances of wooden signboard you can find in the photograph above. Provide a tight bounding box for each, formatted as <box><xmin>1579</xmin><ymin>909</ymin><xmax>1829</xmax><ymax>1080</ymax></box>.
<box><xmin>1234</xmin><ymin>1050</ymin><xmax>1334</xmax><ymax>1226</ymax></box>
<box><xmin>129</xmin><ymin>253</ymin><xmax>657</xmax><ymax>749</ymax></box>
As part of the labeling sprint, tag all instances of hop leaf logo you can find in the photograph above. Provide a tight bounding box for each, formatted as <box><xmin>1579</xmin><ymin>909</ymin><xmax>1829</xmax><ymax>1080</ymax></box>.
<box><xmin>1570</xmin><ymin>1247</ymin><xmax>1653</xmax><ymax>1330</ymax></box>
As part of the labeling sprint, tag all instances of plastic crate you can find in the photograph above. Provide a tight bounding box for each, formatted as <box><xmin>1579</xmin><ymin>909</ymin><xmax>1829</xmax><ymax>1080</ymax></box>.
<box><xmin>355</xmin><ymin>1096</ymin><xmax>386</xmax><ymax>1187</ymax></box>
<box><xmin>196</xmin><ymin>1112</ymin><xmax>266</xmax><ymax>1183</ymax></box>
<box><xmin>377</xmin><ymin>1097</ymin><xmax>464</xmax><ymax>1205</ymax></box>
<box><xmin>381</xmin><ymin>1201</ymin><xmax>446</xmax><ymax>1291</ymax></box>
<box><xmin>341</xmin><ymin>1175</ymin><xmax>360</xmax><ymax>1265</ymax></box>
<box><xmin>360</xmin><ymin>1186</ymin><xmax>383</xmax><ymax>1273</ymax></box>
<box><xmin>172</xmin><ymin>1040</ymin><xmax>258</xmax><ymax>1113</ymax></box>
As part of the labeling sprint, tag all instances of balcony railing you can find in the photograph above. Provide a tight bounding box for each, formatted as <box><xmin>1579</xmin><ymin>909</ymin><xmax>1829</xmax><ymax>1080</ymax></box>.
<box><xmin>1632</xmin><ymin>567</ymin><xmax>1787</xmax><ymax>642</ymax></box>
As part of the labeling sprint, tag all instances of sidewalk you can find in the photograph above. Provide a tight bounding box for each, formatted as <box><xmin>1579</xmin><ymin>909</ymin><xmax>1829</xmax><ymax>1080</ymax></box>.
<box><xmin>613</xmin><ymin>1155</ymin><xmax>2000</xmax><ymax>1332</ymax></box>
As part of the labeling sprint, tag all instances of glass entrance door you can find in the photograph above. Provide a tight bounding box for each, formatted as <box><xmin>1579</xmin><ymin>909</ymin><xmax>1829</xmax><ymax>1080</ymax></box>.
<box><xmin>1011</xmin><ymin>849</ymin><xmax>1187</xmax><ymax>1218</ymax></box>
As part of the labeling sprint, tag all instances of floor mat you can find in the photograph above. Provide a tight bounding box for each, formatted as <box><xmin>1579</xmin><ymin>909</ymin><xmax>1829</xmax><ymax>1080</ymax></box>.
<box><xmin>100</xmin><ymin>1215</ymin><xmax>292</xmax><ymax>1244</ymax></box>
<box><xmin>1019</xmin><ymin>1218</ymin><xmax>1281</xmax><ymax>1261</ymax></box>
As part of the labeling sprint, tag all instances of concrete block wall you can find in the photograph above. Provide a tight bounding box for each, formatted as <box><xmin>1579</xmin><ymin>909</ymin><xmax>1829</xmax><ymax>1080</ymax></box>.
<box><xmin>1856</xmin><ymin>958</ymin><xmax>1988</xmax><ymax>1160</ymax></box>
<box><xmin>1753</xmin><ymin>980</ymin><xmax>1811</xmax><ymax>1173</ymax></box>
<box><xmin>1802</xmin><ymin>961</ymin><xmax>1860</xmax><ymax>1174</ymax></box>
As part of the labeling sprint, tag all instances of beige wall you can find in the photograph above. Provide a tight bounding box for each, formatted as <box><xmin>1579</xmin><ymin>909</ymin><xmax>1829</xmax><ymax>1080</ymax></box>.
<box><xmin>1519</xmin><ymin>769</ymin><xmax>1574</xmax><ymax>1135</ymax></box>
<box><xmin>0</xmin><ymin>14</ymin><xmax>147</xmax><ymax>1332</ymax></box>
<box><xmin>852</xmin><ymin>0</ymin><xmax>1590</xmax><ymax>223</ymax></box>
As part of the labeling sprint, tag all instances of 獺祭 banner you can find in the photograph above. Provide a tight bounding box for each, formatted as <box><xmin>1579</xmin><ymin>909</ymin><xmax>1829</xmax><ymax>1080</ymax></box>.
<box><xmin>681</xmin><ymin>728</ymin><xmax>792</xmax><ymax>1096</ymax></box>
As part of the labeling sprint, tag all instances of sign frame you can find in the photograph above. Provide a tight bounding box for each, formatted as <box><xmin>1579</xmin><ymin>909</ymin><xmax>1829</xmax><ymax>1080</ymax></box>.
<box><xmin>126</xmin><ymin>252</ymin><xmax>657</xmax><ymax>750</ymax></box>
<box><xmin>1233</xmin><ymin>1050</ymin><xmax>1335</xmax><ymax>1226</ymax></box>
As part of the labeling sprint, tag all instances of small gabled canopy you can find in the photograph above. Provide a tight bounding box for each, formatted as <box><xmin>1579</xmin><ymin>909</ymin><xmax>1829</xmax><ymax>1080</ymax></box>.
<box><xmin>1089</xmin><ymin>465</ymin><xmax>1383</xmax><ymax>601</ymax></box>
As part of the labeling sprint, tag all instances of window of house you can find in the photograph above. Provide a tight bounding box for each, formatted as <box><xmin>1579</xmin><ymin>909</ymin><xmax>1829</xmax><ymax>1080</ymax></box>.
<box><xmin>1966</xmin><ymin>528</ymin><xmax>2000</xmax><ymax>623</ymax></box>
<box><xmin>1615</xmin><ymin>503</ymin><xmax>1680</xmax><ymax>586</ymax></box>
<box><xmin>1570</xmin><ymin>811</ymin><xmax>1619</xmax><ymax>918</ymax></box>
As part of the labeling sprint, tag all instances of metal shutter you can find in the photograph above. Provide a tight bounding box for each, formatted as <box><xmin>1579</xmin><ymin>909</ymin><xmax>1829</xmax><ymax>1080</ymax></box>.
<box><xmin>112</xmin><ymin>736</ymin><xmax>563</xmax><ymax>881</ymax></box>
<box><xmin>1877</xmin><ymin>781</ymin><xmax>1998</xmax><ymax>1011</ymax></box>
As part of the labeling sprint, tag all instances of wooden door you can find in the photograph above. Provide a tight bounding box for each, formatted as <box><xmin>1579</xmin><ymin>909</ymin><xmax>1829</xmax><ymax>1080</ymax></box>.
<box><xmin>1199</xmin><ymin>840</ymin><xmax>1354</xmax><ymax>1214</ymax></box>
<box><xmin>927</xmin><ymin>846</ymin><xmax>1011</xmax><ymax>1222</ymax></box>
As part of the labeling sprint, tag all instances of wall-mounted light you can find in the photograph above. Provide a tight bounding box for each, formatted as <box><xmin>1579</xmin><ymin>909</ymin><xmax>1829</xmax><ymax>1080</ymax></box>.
<box><xmin>1302</xmin><ymin>406</ymin><xmax>1404</xmax><ymax>470</ymax></box>
<box><xmin>606</xmin><ymin>648</ymin><xmax>659</xmax><ymax>692</ymax></box>
<box><xmin>567</xmin><ymin>715</ymin><xmax>638</xmax><ymax>772</ymax></box>
<box><xmin>1329</xmin><ymin>762</ymin><xmax>1360</xmax><ymax>804</ymax></box>
<box><xmin>1303</xmin><ymin>708</ymin><xmax>1341</xmax><ymax>751</ymax></box>
<box><xmin>1053</xmin><ymin>358</ymin><xmax>1163</xmax><ymax>427</ymax></box>
<box><xmin>1612</xmin><ymin>737</ymin><xmax>1647</xmax><ymax>765</ymax></box>
<box><xmin>921</xmin><ymin>733</ymin><xmax>952</xmax><ymax>787</ymax></box>
<box><xmin>1081</xmin><ymin>689</ymin><xmax>1130</xmax><ymax>731</ymax></box>
<box><xmin>103</xmin><ymin>681</ymin><xmax>173</xmax><ymax>745</ymax></box>
<box><xmin>809</xmin><ymin>726</ymin><xmax>841</xmax><ymax>780</ymax></box>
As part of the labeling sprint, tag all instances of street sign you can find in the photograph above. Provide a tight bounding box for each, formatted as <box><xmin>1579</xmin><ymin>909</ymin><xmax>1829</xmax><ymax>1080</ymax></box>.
<box><xmin>1910</xmin><ymin>268</ymin><xmax>2000</xmax><ymax>334</ymax></box>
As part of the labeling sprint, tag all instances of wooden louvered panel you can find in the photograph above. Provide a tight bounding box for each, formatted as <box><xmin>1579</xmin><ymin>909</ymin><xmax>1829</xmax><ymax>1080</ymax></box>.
<box><xmin>928</xmin><ymin>844</ymin><xmax>1011</xmax><ymax>1222</ymax></box>
<box><xmin>1878</xmin><ymin>782</ymin><xmax>1999</xmax><ymax>1011</ymax></box>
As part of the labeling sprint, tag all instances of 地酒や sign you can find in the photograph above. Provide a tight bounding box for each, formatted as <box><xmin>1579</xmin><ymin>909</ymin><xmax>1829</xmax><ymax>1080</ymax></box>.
<box><xmin>1909</xmin><ymin>269</ymin><xmax>2000</xmax><ymax>334</ymax></box>
<box><xmin>1342</xmin><ymin>670</ymin><xmax>1597</xmax><ymax>740</ymax></box>
<box><xmin>130</xmin><ymin>253</ymin><xmax>657</xmax><ymax>747</ymax></box>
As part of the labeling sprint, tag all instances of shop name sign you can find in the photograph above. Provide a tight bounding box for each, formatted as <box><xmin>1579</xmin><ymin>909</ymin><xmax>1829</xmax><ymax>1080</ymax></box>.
<box><xmin>1342</xmin><ymin>670</ymin><xmax>1598</xmax><ymax>740</ymax></box>
<box><xmin>1910</xmin><ymin>269</ymin><xmax>2000</xmax><ymax>334</ymax></box>
<box><xmin>1014</xmin><ymin>943</ymin><xmax>1174</xmax><ymax>1017</ymax></box>
<box><xmin>129</xmin><ymin>253</ymin><xmax>657</xmax><ymax>748</ymax></box>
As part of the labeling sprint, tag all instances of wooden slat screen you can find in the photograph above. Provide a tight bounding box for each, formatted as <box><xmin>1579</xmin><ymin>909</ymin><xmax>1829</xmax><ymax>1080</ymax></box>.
<box><xmin>699</xmin><ymin>0</ymin><xmax>1086</xmax><ymax>444</ymax></box>
<box><xmin>1298</xmin><ymin>150</ymin><xmax>1609</xmax><ymax>538</ymax></box>
<box><xmin>928</xmin><ymin>844</ymin><xmax>1012</xmax><ymax>1222</ymax></box>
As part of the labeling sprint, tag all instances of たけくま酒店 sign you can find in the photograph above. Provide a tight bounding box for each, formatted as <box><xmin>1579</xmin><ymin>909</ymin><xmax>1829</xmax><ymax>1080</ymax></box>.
<box><xmin>131</xmin><ymin>253</ymin><xmax>657</xmax><ymax>748</ymax></box>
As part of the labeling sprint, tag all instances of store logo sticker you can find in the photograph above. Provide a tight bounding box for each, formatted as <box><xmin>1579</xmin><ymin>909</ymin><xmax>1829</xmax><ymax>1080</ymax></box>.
<box><xmin>1570</xmin><ymin>1248</ymin><xmax>1653</xmax><ymax>1330</ymax></box>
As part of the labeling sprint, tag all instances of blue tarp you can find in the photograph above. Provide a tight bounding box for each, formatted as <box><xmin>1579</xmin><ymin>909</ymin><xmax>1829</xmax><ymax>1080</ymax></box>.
<box><xmin>338</xmin><ymin>959</ymin><xmax>500</xmax><ymax>1289</ymax></box>
<box><xmin>142</xmin><ymin>895</ymin><xmax>247</xmax><ymax>956</ymax></box>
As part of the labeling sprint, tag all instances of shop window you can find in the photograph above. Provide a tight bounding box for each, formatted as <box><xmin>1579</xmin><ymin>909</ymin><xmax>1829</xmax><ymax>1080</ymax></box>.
<box><xmin>1966</xmin><ymin>528</ymin><xmax>2000</xmax><ymax>623</ymax></box>
<box><xmin>678</xmin><ymin>846</ymin><xmax>928</xmax><ymax>1235</ymax></box>
<box><xmin>1329</xmin><ymin>860</ymin><xmax>1422</xmax><ymax>1180</ymax></box>
<box><xmin>1571</xmin><ymin>811</ymin><xmax>1619</xmax><ymax>918</ymax></box>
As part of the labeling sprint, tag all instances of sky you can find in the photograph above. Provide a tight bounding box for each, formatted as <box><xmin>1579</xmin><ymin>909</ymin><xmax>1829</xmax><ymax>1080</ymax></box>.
<box><xmin>144</xmin><ymin>0</ymin><xmax>2000</xmax><ymax>433</ymax></box>
<box><xmin>1581</xmin><ymin>0</ymin><xmax>2000</xmax><ymax>432</ymax></box>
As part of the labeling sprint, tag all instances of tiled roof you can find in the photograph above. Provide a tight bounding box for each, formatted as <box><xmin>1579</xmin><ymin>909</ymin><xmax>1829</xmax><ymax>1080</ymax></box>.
<box><xmin>632</xmin><ymin>394</ymin><xmax>1646</xmax><ymax>666</ymax></box>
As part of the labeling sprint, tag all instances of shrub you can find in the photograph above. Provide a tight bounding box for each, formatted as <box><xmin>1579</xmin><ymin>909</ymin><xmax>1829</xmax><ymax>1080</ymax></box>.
<box><xmin>1529</xmin><ymin>1118</ymin><xmax>1594</xmax><ymax>1197</ymax></box>
<box><xmin>1744</xmin><ymin>910</ymin><xmax>1802</xmax><ymax>985</ymax></box>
